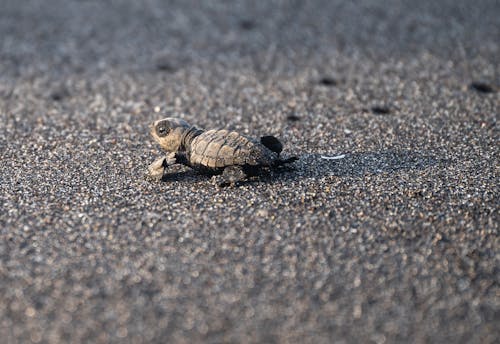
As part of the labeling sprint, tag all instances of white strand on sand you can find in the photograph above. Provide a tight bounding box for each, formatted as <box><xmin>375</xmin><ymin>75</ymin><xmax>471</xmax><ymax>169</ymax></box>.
<box><xmin>321</xmin><ymin>154</ymin><xmax>346</xmax><ymax>160</ymax></box>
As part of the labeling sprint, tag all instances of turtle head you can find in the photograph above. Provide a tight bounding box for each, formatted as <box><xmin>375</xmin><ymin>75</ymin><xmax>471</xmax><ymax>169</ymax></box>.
<box><xmin>150</xmin><ymin>117</ymin><xmax>191</xmax><ymax>152</ymax></box>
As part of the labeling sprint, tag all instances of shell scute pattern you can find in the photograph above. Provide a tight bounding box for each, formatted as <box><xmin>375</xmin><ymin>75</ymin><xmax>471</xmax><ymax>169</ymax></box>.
<box><xmin>218</xmin><ymin>145</ymin><xmax>236</xmax><ymax>166</ymax></box>
<box><xmin>190</xmin><ymin>129</ymin><xmax>269</xmax><ymax>168</ymax></box>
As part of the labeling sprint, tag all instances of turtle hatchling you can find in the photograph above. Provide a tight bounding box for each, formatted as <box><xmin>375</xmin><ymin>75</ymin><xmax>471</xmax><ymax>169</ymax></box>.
<box><xmin>148</xmin><ymin>118</ymin><xmax>298</xmax><ymax>186</ymax></box>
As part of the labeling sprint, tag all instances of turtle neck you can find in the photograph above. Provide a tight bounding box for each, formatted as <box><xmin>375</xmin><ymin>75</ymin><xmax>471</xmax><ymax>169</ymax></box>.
<box><xmin>180</xmin><ymin>126</ymin><xmax>204</xmax><ymax>151</ymax></box>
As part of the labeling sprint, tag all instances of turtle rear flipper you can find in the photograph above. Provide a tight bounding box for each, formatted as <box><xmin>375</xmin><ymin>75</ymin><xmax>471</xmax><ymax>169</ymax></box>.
<box><xmin>260</xmin><ymin>136</ymin><xmax>283</xmax><ymax>155</ymax></box>
<box><xmin>274</xmin><ymin>156</ymin><xmax>299</xmax><ymax>170</ymax></box>
<box><xmin>279</xmin><ymin>156</ymin><xmax>298</xmax><ymax>164</ymax></box>
<box><xmin>212</xmin><ymin>165</ymin><xmax>248</xmax><ymax>187</ymax></box>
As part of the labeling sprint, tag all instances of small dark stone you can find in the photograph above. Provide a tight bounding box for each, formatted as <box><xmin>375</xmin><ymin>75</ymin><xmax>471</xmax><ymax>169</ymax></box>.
<box><xmin>319</xmin><ymin>77</ymin><xmax>337</xmax><ymax>86</ymax></box>
<box><xmin>156</xmin><ymin>61</ymin><xmax>175</xmax><ymax>72</ymax></box>
<box><xmin>50</xmin><ymin>89</ymin><xmax>69</xmax><ymax>101</ymax></box>
<box><xmin>470</xmin><ymin>82</ymin><xmax>495</xmax><ymax>94</ymax></box>
<box><xmin>51</xmin><ymin>93</ymin><xmax>63</xmax><ymax>101</ymax></box>
<box><xmin>239</xmin><ymin>19</ymin><xmax>256</xmax><ymax>30</ymax></box>
<box><xmin>371</xmin><ymin>106</ymin><xmax>391</xmax><ymax>115</ymax></box>
<box><xmin>287</xmin><ymin>114</ymin><xmax>301</xmax><ymax>122</ymax></box>
<box><xmin>154</xmin><ymin>52</ymin><xmax>181</xmax><ymax>72</ymax></box>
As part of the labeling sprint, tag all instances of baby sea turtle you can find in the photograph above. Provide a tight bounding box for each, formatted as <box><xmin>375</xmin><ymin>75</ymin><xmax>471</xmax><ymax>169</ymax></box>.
<box><xmin>148</xmin><ymin>118</ymin><xmax>298</xmax><ymax>186</ymax></box>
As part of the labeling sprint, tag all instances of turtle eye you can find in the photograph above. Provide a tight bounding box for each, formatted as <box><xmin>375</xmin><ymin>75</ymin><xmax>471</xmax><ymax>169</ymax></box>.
<box><xmin>156</xmin><ymin>124</ymin><xmax>169</xmax><ymax>137</ymax></box>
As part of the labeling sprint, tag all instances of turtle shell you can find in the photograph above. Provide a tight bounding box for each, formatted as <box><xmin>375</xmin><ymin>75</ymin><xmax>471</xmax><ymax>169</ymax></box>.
<box><xmin>189</xmin><ymin>130</ymin><xmax>277</xmax><ymax>168</ymax></box>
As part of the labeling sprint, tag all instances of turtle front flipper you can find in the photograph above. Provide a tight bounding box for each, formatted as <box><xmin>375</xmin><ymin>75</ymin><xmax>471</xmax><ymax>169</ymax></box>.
<box><xmin>147</xmin><ymin>156</ymin><xmax>168</xmax><ymax>180</ymax></box>
<box><xmin>147</xmin><ymin>152</ymin><xmax>178</xmax><ymax>181</ymax></box>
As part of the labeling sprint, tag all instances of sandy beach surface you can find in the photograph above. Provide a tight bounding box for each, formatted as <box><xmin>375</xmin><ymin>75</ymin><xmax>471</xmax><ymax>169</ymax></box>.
<box><xmin>0</xmin><ymin>1</ymin><xmax>498</xmax><ymax>342</ymax></box>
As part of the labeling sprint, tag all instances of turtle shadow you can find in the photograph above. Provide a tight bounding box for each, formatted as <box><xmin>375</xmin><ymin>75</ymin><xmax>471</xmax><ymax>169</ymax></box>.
<box><xmin>273</xmin><ymin>149</ymin><xmax>443</xmax><ymax>182</ymax></box>
<box><xmin>159</xmin><ymin>167</ymin><xmax>208</xmax><ymax>184</ymax></box>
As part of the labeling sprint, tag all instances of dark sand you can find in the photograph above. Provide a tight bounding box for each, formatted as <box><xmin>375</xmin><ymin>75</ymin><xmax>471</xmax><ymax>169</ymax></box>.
<box><xmin>0</xmin><ymin>1</ymin><xmax>498</xmax><ymax>343</ymax></box>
